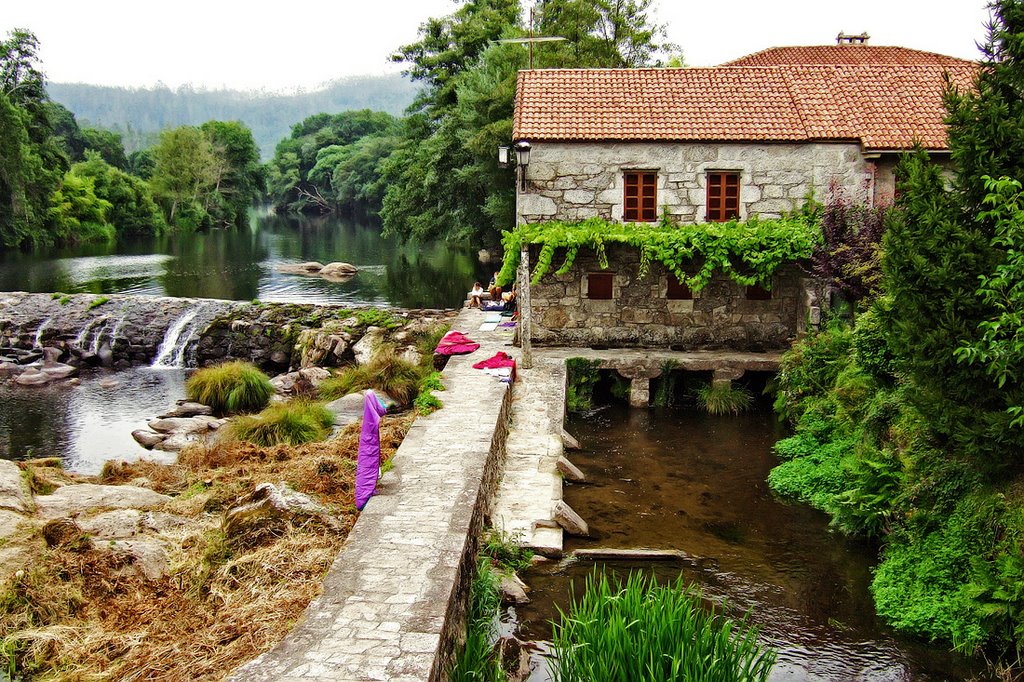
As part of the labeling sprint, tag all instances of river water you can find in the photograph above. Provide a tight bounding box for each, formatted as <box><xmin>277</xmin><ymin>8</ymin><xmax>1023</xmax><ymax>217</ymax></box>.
<box><xmin>0</xmin><ymin>209</ymin><xmax>490</xmax><ymax>308</ymax></box>
<box><xmin>515</xmin><ymin>405</ymin><xmax>986</xmax><ymax>681</ymax></box>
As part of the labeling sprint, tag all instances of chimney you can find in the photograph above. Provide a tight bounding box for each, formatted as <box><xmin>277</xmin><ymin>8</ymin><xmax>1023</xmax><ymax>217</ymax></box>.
<box><xmin>837</xmin><ymin>32</ymin><xmax>870</xmax><ymax>45</ymax></box>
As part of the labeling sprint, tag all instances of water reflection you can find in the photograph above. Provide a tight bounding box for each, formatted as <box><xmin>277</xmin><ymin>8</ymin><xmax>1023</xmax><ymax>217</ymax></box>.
<box><xmin>0</xmin><ymin>210</ymin><xmax>488</xmax><ymax>308</ymax></box>
<box><xmin>516</xmin><ymin>406</ymin><xmax>985</xmax><ymax>681</ymax></box>
<box><xmin>0</xmin><ymin>368</ymin><xmax>185</xmax><ymax>474</ymax></box>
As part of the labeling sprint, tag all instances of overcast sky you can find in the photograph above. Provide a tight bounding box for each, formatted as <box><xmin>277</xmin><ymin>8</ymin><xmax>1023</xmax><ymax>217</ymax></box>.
<box><xmin>0</xmin><ymin>0</ymin><xmax>992</xmax><ymax>92</ymax></box>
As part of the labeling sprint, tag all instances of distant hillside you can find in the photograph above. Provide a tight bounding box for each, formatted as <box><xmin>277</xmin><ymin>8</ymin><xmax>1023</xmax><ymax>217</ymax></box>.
<box><xmin>47</xmin><ymin>75</ymin><xmax>419</xmax><ymax>159</ymax></box>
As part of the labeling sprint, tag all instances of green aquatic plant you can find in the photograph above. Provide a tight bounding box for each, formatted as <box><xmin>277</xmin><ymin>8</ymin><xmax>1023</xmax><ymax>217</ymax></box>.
<box><xmin>185</xmin><ymin>361</ymin><xmax>273</xmax><ymax>415</ymax></box>
<box><xmin>651</xmin><ymin>360</ymin><xmax>679</xmax><ymax>408</ymax></box>
<box><xmin>87</xmin><ymin>296</ymin><xmax>109</xmax><ymax>310</ymax></box>
<box><xmin>448</xmin><ymin>557</ymin><xmax>503</xmax><ymax>682</ymax></box>
<box><xmin>551</xmin><ymin>571</ymin><xmax>776</xmax><ymax>682</ymax></box>
<box><xmin>697</xmin><ymin>383</ymin><xmax>754</xmax><ymax>415</ymax></box>
<box><xmin>226</xmin><ymin>401</ymin><xmax>334</xmax><ymax>447</ymax></box>
<box><xmin>566</xmin><ymin>358</ymin><xmax>602</xmax><ymax>412</ymax></box>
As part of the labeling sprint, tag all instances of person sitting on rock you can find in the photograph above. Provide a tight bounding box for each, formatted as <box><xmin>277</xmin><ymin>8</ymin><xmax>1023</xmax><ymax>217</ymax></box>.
<box><xmin>469</xmin><ymin>282</ymin><xmax>484</xmax><ymax>309</ymax></box>
<box><xmin>488</xmin><ymin>271</ymin><xmax>502</xmax><ymax>302</ymax></box>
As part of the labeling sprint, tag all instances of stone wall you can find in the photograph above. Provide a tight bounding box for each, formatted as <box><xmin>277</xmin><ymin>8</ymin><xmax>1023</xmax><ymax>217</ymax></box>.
<box><xmin>528</xmin><ymin>245</ymin><xmax>808</xmax><ymax>351</ymax></box>
<box><xmin>517</xmin><ymin>141</ymin><xmax>872</xmax><ymax>224</ymax></box>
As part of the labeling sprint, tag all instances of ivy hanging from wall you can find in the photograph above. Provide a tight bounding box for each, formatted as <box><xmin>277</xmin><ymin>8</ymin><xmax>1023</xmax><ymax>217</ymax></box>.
<box><xmin>497</xmin><ymin>212</ymin><xmax>820</xmax><ymax>292</ymax></box>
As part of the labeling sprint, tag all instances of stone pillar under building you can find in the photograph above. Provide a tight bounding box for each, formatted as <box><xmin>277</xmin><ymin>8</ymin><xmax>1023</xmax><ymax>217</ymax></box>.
<box><xmin>629</xmin><ymin>376</ymin><xmax>650</xmax><ymax>408</ymax></box>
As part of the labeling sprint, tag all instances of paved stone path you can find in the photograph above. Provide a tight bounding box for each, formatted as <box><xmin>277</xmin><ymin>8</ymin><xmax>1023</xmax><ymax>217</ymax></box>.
<box><xmin>492</xmin><ymin>355</ymin><xmax>567</xmax><ymax>557</ymax></box>
<box><xmin>231</xmin><ymin>309</ymin><xmax>517</xmax><ymax>682</ymax></box>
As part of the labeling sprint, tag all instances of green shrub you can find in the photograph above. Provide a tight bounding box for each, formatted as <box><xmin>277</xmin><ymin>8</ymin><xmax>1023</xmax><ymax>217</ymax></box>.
<box><xmin>773</xmin><ymin>323</ymin><xmax>853</xmax><ymax>422</ymax></box>
<box><xmin>481</xmin><ymin>529</ymin><xmax>533</xmax><ymax>573</ymax></box>
<box><xmin>697</xmin><ymin>382</ymin><xmax>753</xmax><ymax>415</ymax></box>
<box><xmin>551</xmin><ymin>571</ymin><xmax>775</xmax><ymax>682</ymax></box>
<box><xmin>226</xmin><ymin>401</ymin><xmax>334</xmax><ymax>447</ymax></box>
<box><xmin>566</xmin><ymin>358</ymin><xmax>601</xmax><ymax>412</ymax></box>
<box><xmin>768</xmin><ymin>432</ymin><xmax>851</xmax><ymax>516</ymax></box>
<box><xmin>185</xmin><ymin>361</ymin><xmax>273</xmax><ymax>415</ymax></box>
<box><xmin>319</xmin><ymin>351</ymin><xmax>422</xmax><ymax>406</ymax></box>
<box><xmin>449</xmin><ymin>558</ymin><xmax>502</xmax><ymax>682</ymax></box>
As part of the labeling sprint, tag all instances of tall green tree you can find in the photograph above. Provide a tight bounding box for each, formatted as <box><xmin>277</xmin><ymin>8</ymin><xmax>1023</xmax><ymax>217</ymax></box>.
<box><xmin>149</xmin><ymin>125</ymin><xmax>222</xmax><ymax>230</ymax></box>
<box><xmin>80</xmin><ymin>127</ymin><xmax>128</xmax><ymax>169</ymax></box>
<box><xmin>535</xmin><ymin>0</ymin><xmax>675</xmax><ymax>67</ymax></box>
<box><xmin>200</xmin><ymin>120</ymin><xmax>264</xmax><ymax>225</ymax></box>
<box><xmin>71</xmin><ymin>151</ymin><xmax>165</xmax><ymax>236</ymax></box>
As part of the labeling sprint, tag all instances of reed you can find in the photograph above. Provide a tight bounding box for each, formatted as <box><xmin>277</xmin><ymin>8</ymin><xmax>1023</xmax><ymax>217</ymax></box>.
<box><xmin>551</xmin><ymin>571</ymin><xmax>775</xmax><ymax>682</ymax></box>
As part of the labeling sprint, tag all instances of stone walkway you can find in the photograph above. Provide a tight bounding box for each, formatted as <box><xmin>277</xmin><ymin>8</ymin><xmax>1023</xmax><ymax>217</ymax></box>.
<box><xmin>230</xmin><ymin>309</ymin><xmax>517</xmax><ymax>682</ymax></box>
<box><xmin>491</xmin><ymin>355</ymin><xmax>567</xmax><ymax>557</ymax></box>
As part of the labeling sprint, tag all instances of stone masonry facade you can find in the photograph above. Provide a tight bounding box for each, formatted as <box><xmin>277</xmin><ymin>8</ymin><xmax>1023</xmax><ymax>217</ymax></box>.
<box><xmin>516</xmin><ymin>141</ymin><xmax>880</xmax><ymax>224</ymax></box>
<box><xmin>528</xmin><ymin>245</ymin><xmax>807</xmax><ymax>351</ymax></box>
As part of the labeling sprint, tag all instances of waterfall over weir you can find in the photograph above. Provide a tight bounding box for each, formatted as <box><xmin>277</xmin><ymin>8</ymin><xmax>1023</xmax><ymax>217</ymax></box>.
<box><xmin>151</xmin><ymin>303</ymin><xmax>219</xmax><ymax>369</ymax></box>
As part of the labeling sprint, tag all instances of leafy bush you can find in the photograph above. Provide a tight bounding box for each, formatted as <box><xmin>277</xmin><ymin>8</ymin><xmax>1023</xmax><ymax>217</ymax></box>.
<box><xmin>481</xmin><ymin>528</ymin><xmax>533</xmax><ymax>573</ymax></box>
<box><xmin>772</xmin><ymin>323</ymin><xmax>853</xmax><ymax>422</ymax></box>
<box><xmin>226</xmin><ymin>401</ymin><xmax>334</xmax><ymax>447</ymax></box>
<box><xmin>697</xmin><ymin>382</ymin><xmax>753</xmax><ymax>415</ymax></box>
<box><xmin>318</xmin><ymin>351</ymin><xmax>422</xmax><ymax>406</ymax></box>
<box><xmin>768</xmin><ymin>432</ymin><xmax>851</xmax><ymax>517</ymax></box>
<box><xmin>185</xmin><ymin>361</ymin><xmax>273</xmax><ymax>415</ymax></box>
<box><xmin>551</xmin><ymin>571</ymin><xmax>775</xmax><ymax>682</ymax></box>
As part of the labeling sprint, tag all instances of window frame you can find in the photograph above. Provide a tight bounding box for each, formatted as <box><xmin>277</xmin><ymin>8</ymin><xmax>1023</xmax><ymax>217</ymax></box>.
<box><xmin>623</xmin><ymin>170</ymin><xmax>658</xmax><ymax>223</ymax></box>
<box><xmin>706</xmin><ymin>171</ymin><xmax>741</xmax><ymax>222</ymax></box>
<box><xmin>586</xmin><ymin>272</ymin><xmax>614</xmax><ymax>300</ymax></box>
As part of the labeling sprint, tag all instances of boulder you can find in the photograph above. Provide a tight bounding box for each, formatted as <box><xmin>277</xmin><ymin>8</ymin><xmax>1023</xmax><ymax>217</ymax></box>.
<box><xmin>223</xmin><ymin>482</ymin><xmax>340</xmax><ymax>542</ymax></box>
<box><xmin>0</xmin><ymin>509</ymin><xmax>26</xmax><ymax>543</ymax></box>
<box><xmin>76</xmin><ymin>509</ymin><xmax>143</xmax><ymax>539</ymax></box>
<box><xmin>556</xmin><ymin>456</ymin><xmax>586</xmax><ymax>483</ymax></box>
<box><xmin>106</xmin><ymin>539</ymin><xmax>170</xmax><ymax>580</ymax></box>
<box><xmin>319</xmin><ymin>262</ymin><xmax>358</xmax><ymax>279</ymax></box>
<box><xmin>35</xmin><ymin>484</ymin><xmax>171</xmax><ymax>520</ymax></box>
<box><xmin>42</xmin><ymin>347</ymin><xmax>63</xmax><ymax>363</ymax></box>
<box><xmin>153</xmin><ymin>432</ymin><xmax>199</xmax><ymax>452</ymax></box>
<box><xmin>399</xmin><ymin>347</ymin><xmax>422</xmax><ymax>366</ymax></box>
<box><xmin>277</xmin><ymin>261</ymin><xmax>326</xmax><ymax>275</ymax></box>
<box><xmin>498</xmin><ymin>573</ymin><xmax>531</xmax><ymax>604</ymax></box>
<box><xmin>14</xmin><ymin>368</ymin><xmax>51</xmax><ymax>386</ymax></box>
<box><xmin>324</xmin><ymin>392</ymin><xmax>365</xmax><ymax>426</ymax></box>
<box><xmin>97</xmin><ymin>343</ymin><xmax>114</xmax><ymax>368</ymax></box>
<box><xmin>270</xmin><ymin>367</ymin><xmax>332</xmax><ymax>395</ymax></box>
<box><xmin>352</xmin><ymin>326</ymin><xmax>386</xmax><ymax>366</ymax></box>
<box><xmin>132</xmin><ymin>429</ymin><xmax>167</xmax><ymax>449</ymax></box>
<box><xmin>158</xmin><ymin>401</ymin><xmax>213</xmax><ymax>419</ymax></box>
<box><xmin>0</xmin><ymin>460</ymin><xmax>28</xmax><ymax>513</ymax></box>
<box><xmin>553</xmin><ymin>501</ymin><xmax>589</xmax><ymax>537</ymax></box>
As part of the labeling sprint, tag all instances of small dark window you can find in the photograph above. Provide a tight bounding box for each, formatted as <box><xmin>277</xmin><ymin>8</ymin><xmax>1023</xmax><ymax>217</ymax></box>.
<box><xmin>666</xmin><ymin>276</ymin><xmax>692</xmax><ymax>300</ymax></box>
<box><xmin>624</xmin><ymin>171</ymin><xmax>658</xmax><ymax>222</ymax></box>
<box><xmin>746</xmin><ymin>283</ymin><xmax>772</xmax><ymax>300</ymax></box>
<box><xmin>587</xmin><ymin>272</ymin><xmax>614</xmax><ymax>300</ymax></box>
<box><xmin>706</xmin><ymin>172</ymin><xmax>741</xmax><ymax>222</ymax></box>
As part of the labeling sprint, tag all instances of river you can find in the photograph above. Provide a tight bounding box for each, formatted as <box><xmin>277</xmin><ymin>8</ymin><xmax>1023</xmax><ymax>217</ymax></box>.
<box><xmin>0</xmin><ymin>209</ymin><xmax>491</xmax><ymax>308</ymax></box>
<box><xmin>515</xmin><ymin>405</ymin><xmax>986</xmax><ymax>681</ymax></box>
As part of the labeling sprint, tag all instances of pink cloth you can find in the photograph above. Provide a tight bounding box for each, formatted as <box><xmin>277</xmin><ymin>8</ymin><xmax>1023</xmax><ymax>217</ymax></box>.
<box><xmin>472</xmin><ymin>351</ymin><xmax>517</xmax><ymax>381</ymax></box>
<box><xmin>355</xmin><ymin>390</ymin><xmax>388</xmax><ymax>510</ymax></box>
<box><xmin>435</xmin><ymin>331</ymin><xmax>480</xmax><ymax>356</ymax></box>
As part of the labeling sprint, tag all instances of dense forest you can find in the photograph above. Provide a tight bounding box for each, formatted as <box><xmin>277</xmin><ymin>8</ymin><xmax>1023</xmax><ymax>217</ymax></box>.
<box><xmin>768</xmin><ymin>0</ymin><xmax>1024</xmax><ymax>660</ymax></box>
<box><xmin>47</xmin><ymin>76</ymin><xmax>417</xmax><ymax>160</ymax></box>
<box><xmin>0</xmin><ymin>29</ymin><xmax>264</xmax><ymax>247</ymax></box>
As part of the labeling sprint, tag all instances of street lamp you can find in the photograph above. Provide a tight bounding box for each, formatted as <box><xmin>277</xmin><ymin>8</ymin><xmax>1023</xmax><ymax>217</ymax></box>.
<box><xmin>497</xmin><ymin>145</ymin><xmax>511</xmax><ymax>168</ymax></box>
<box><xmin>515</xmin><ymin>140</ymin><xmax>531</xmax><ymax>191</ymax></box>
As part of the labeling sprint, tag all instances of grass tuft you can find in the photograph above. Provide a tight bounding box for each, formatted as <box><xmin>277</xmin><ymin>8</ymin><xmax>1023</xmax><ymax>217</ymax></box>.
<box><xmin>552</xmin><ymin>571</ymin><xmax>776</xmax><ymax>682</ymax></box>
<box><xmin>697</xmin><ymin>382</ymin><xmax>754</xmax><ymax>415</ymax></box>
<box><xmin>185</xmin><ymin>361</ymin><xmax>273</xmax><ymax>415</ymax></box>
<box><xmin>226</xmin><ymin>401</ymin><xmax>335</xmax><ymax>447</ymax></box>
<box><xmin>319</xmin><ymin>351</ymin><xmax>422</xmax><ymax>406</ymax></box>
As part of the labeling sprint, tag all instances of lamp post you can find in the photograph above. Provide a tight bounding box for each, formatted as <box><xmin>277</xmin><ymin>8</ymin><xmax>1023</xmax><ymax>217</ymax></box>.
<box><xmin>514</xmin><ymin>140</ymin><xmax>531</xmax><ymax>191</ymax></box>
<box><xmin>514</xmin><ymin>140</ymin><xmax>533</xmax><ymax>368</ymax></box>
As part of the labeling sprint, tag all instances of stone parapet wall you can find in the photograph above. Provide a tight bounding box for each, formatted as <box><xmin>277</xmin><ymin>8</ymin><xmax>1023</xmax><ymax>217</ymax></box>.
<box><xmin>528</xmin><ymin>246</ymin><xmax>807</xmax><ymax>351</ymax></box>
<box><xmin>517</xmin><ymin>141</ymin><xmax>872</xmax><ymax>224</ymax></box>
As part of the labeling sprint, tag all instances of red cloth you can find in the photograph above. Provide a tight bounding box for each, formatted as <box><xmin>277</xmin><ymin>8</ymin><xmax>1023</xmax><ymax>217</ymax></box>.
<box><xmin>435</xmin><ymin>331</ymin><xmax>480</xmax><ymax>356</ymax></box>
<box><xmin>472</xmin><ymin>351</ymin><xmax>517</xmax><ymax>381</ymax></box>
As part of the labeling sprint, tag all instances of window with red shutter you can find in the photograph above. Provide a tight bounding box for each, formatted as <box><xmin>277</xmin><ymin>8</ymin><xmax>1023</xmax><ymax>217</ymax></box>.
<box><xmin>624</xmin><ymin>171</ymin><xmax>658</xmax><ymax>222</ymax></box>
<box><xmin>587</xmin><ymin>273</ymin><xmax>614</xmax><ymax>300</ymax></box>
<box><xmin>706</xmin><ymin>172</ymin><xmax>741</xmax><ymax>222</ymax></box>
<box><xmin>666</xmin><ymin>275</ymin><xmax>692</xmax><ymax>300</ymax></box>
<box><xmin>745</xmin><ymin>283</ymin><xmax>772</xmax><ymax>300</ymax></box>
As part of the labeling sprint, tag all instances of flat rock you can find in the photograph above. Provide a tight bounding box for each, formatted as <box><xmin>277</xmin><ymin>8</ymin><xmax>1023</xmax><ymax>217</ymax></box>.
<box><xmin>35</xmin><ymin>484</ymin><xmax>171</xmax><ymax>520</ymax></box>
<box><xmin>572</xmin><ymin>548</ymin><xmax>691</xmax><ymax>562</ymax></box>
<box><xmin>41</xmin><ymin>362</ymin><xmax>78</xmax><ymax>379</ymax></box>
<box><xmin>147</xmin><ymin>416</ymin><xmax>217</xmax><ymax>434</ymax></box>
<box><xmin>107</xmin><ymin>539</ymin><xmax>170</xmax><ymax>580</ymax></box>
<box><xmin>277</xmin><ymin>261</ymin><xmax>326</xmax><ymax>275</ymax></box>
<box><xmin>319</xmin><ymin>262</ymin><xmax>358</xmax><ymax>279</ymax></box>
<box><xmin>142</xmin><ymin>511</ymin><xmax>190</xmax><ymax>533</ymax></box>
<box><xmin>499</xmin><ymin>573</ymin><xmax>531</xmax><ymax>604</ymax></box>
<box><xmin>0</xmin><ymin>509</ymin><xmax>27</xmax><ymax>542</ymax></box>
<box><xmin>132</xmin><ymin>429</ymin><xmax>167</xmax><ymax>449</ymax></box>
<box><xmin>153</xmin><ymin>432</ymin><xmax>199</xmax><ymax>452</ymax></box>
<box><xmin>325</xmin><ymin>392</ymin><xmax>366</xmax><ymax>426</ymax></box>
<box><xmin>556</xmin><ymin>456</ymin><xmax>586</xmax><ymax>483</ymax></box>
<box><xmin>14</xmin><ymin>369</ymin><xmax>51</xmax><ymax>386</ymax></box>
<box><xmin>553</xmin><ymin>500</ymin><xmax>589</xmax><ymax>537</ymax></box>
<box><xmin>159</xmin><ymin>401</ymin><xmax>213</xmax><ymax>418</ymax></box>
<box><xmin>76</xmin><ymin>509</ymin><xmax>144</xmax><ymax>539</ymax></box>
<box><xmin>561</xmin><ymin>429</ymin><xmax>581</xmax><ymax>450</ymax></box>
<box><xmin>0</xmin><ymin>460</ymin><xmax>28</xmax><ymax>513</ymax></box>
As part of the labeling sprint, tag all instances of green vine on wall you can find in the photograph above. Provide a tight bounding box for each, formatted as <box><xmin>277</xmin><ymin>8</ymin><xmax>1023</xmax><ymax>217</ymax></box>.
<box><xmin>498</xmin><ymin>213</ymin><xmax>819</xmax><ymax>292</ymax></box>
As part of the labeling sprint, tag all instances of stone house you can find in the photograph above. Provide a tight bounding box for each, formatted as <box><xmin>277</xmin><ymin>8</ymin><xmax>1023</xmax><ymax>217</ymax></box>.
<box><xmin>511</xmin><ymin>43</ymin><xmax>978</xmax><ymax>350</ymax></box>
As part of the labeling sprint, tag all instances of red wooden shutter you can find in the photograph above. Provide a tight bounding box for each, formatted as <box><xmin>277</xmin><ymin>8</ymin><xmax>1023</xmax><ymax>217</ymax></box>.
<box><xmin>587</xmin><ymin>273</ymin><xmax>614</xmax><ymax>299</ymax></box>
<box><xmin>666</xmin><ymin>276</ymin><xmax>692</xmax><ymax>300</ymax></box>
<box><xmin>624</xmin><ymin>172</ymin><xmax>658</xmax><ymax>222</ymax></box>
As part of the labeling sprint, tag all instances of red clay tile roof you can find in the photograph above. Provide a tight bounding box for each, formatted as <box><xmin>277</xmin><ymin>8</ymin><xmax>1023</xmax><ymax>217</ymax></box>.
<box><xmin>725</xmin><ymin>44</ymin><xmax>974</xmax><ymax>68</ymax></box>
<box><xmin>513</xmin><ymin>47</ymin><xmax>979</xmax><ymax>150</ymax></box>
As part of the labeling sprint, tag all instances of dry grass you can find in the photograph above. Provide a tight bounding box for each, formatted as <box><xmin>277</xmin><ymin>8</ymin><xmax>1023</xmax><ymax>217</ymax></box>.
<box><xmin>0</xmin><ymin>413</ymin><xmax>416</xmax><ymax>681</ymax></box>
